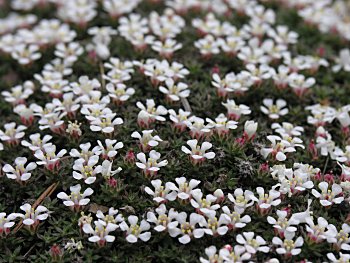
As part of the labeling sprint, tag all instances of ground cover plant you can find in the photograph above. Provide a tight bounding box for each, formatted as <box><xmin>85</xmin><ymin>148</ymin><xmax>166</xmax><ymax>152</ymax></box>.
<box><xmin>0</xmin><ymin>0</ymin><xmax>350</xmax><ymax>262</ymax></box>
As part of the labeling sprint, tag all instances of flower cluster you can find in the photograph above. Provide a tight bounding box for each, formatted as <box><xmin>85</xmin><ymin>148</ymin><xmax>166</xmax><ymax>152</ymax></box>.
<box><xmin>1</xmin><ymin>0</ymin><xmax>350</xmax><ymax>262</ymax></box>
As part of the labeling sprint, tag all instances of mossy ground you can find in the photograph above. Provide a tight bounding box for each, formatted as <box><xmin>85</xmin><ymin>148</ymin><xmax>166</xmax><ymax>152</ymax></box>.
<box><xmin>0</xmin><ymin>1</ymin><xmax>350</xmax><ymax>262</ymax></box>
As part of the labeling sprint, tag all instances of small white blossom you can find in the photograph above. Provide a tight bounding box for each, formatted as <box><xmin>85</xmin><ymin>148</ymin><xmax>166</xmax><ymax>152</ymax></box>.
<box><xmin>136</xmin><ymin>150</ymin><xmax>168</xmax><ymax>177</ymax></box>
<box><xmin>182</xmin><ymin>139</ymin><xmax>215</xmax><ymax>164</ymax></box>
<box><xmin>312</xmin><ymin>182</ymin><xmax>344</xmax><ymax>207</ymax></box>
<box><xmin>260</xmin><ymin>99</ymin><xmax>289</xmax><ymax>119</ymax></box>
<box><xmin>83</xmin><ymin>220</ymin><xmax>118</xmax><ymax>246</ymax></box>
<box><xmin>57</xmin><ymin>184</ymin><xmax>93</xmax><ymax>211</ymax></box>
<box><xmin>145</xmin><ymin>179</ymin><xmax>177</xmax><ymax>203</ymax></box>
<box><xmin>119</xmin><ymin>216</ymin><xmax>151</xmax><ymax>243</ymax></box>
<box><xmin>3</xmin><ymin>157</ymin><xmax>37</xmax><ymax>183</ymax></box>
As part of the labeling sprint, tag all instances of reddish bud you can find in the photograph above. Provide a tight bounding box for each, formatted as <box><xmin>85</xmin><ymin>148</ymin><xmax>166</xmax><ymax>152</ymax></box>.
<box><xmin>124</xmin><ymin>150</ymin><xmax>135</xmax><ymax>164</ymax></box>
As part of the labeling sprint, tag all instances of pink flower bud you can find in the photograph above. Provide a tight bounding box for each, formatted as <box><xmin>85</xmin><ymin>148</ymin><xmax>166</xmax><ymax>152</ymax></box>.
<box><xmin>124</xmin><ymin>150</ymin><xmax>135</xmax><ymax>164</ymax></box>
<box><xmin>324</xmin><ymin>173</ymin><xmax>335</xmax><ymax>184</ymax></box>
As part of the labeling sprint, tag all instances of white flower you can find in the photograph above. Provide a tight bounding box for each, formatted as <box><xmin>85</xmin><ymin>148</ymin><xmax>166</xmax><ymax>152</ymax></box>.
<box><xmin>305</xmin><ymin>55</ymin><xmax>329</xmax><ymax>72</ymax></box>
<box><xmin>250</xmin><ymin>187</ymin><xmax>281</xmax><ymax>214</ymax></box>
<box><xmin>131</xmin><ymin>130</ymin><xmax>162</xmax><ymax>152</ymax></box>
<box><xmin>103</xmin><ymin>0</ymin><xmax>140</xmax><ymax>18</ymax></box>
<box><xmin>246</xmin><ymin>5</ymin><xmax>275</xmax><ymax>24</ymax></box>
<box><xmin>168</xmin><ymin>108</ymin><xmax>191</xmax><ymax>132</ymax></box>
<box><xmin>272</xmin><ymin>231</ymin><xmax>304</xmax><ymax>256</ymax></box>
<box><xmin>271</xmin><ymin>65</ymin><xmax>291</xmax><ymax>89</ymax></box>
<box><xmin>73</xmin><ymin>155</ymin><xmax>101</xmax><ymax>184</ymax></box>
<box><xmin>83</xmin><ymin>220</ymin><xmax>118</xmax><ymax>246</ymax></box>
<box><xmin>227</xmin><ymin>188</ymin><xmax>254</xmax><ymax>213</ymax></box>
<box><xmin>293</xmin><ymin>163</ymin><xmax>320</xmax><ymax>180</ymax></box>
<box><xmin>237</xmin><ymin>39</ymin><xmax>269</xmax><ymax>64</ymax></box>
<box><xmin>288</xmin><ymin>73</ymin><xmax>315</xmax><ymax>97</ymax></box>
<box><xmin>11</xmin><ymin>44</ymin><xmax>41</xmax><ymax>65</ymax></box>
<box><xmin>281</xmin><ymin>135</ymin><xmax>304</xmax><ymax>151</ymax></box>
<box><xmin>166</xmin><ymin>177</ymin><xmax>201</xmax><ymax>200</ymax></box>
<box><xmin>221</xmin><ymin>205</ymin><xmax>251</xmax><ymax>230</ymax></box>
<box><xmin>67</xmin><ymin>121</ymin><xmax>83</xmax><ymax>138</ymax></box>
<box><xmin>202</xmin><ymin>213</ymin><xmax>230</xmax><ymax>236</ymax></box>
<box><xmin>305</xmin><ymin>216</ymin><xmax>333</xmax><ymax>243</ymax></box>
<box><xmin>244</xmin><ymin>120</ymin><xmax>258</xmax><ymax>140</ymax></box>
<box><xmin>261</xmin><ymin>135</ymin><xmax>296</xmax><ymax>162</ymax></box>
<box><xmin>21</xmin><ymin>133</ymin><xmax>53</xmax><ymax>152</ymax></box>
<box><xmin>327</xmin><ymin>253</ymin><xmax>350</xmax><ymax>263</ymax></box>
<box><xmin>55</xmin><ymin>42</ymin><xmax>84</xmax><ymax>65</ymax></box>
<box><xmin>211</xmin><ymin>72</ymin><xmax>242</xmax><ymax>98</ymax></box>
<box><xmin>145</xmin><ymin>179</ymin><xmax>177</xmax><ymax>203</ymax></box>
<box><xmin>106</xmin><ymin>83</ymin><xmax>135</xmax><ymax>104</ymax></box>
<box><xmin>142</xmin><ymin>59</ymin><xmax>173</xmax><ymax>85</ymax></box>
<box><xmin>280</xmin><ymin>168</ymin><xmax>313</xmax><ymax>195</ymax></box>
<box><xmin>3</xmin><ymin>157</ymin><xmax>37</xmax><ymax>183</ymax></box>
<box><xmin>18</xmin><ymin>204</ymin><xmax>49</xmax><ymax>227</ymax></box>
<box><xmin>0</xmin><ymin>212</ymin><xmax>18</xmax><ymax>236</ymax></box>
<box><xmin>190</xmin><ymin>189</ymin><xmax>220</xmax><ymax>214</ymax></box>
<box><xmin>119</xmin><ymin>215</ymin><xmax>151</xmax><ymax>243</ymax></box>
<box><xmin>261</xmin><ymin>39</ymin><xmax>287</xmax><ymax>60</ymax></box>
<box><xmin>149</xmin><ymin>9</ymin><xmax>185</xmax><ymax>39</ymax></box>
<box><xmin>168</xmin><ymin>212</ymin><xmax>206</xmax><ymax>244</ymax></box>
<box><xmin>206</xmin><ymin>114</ymin><xmax>238</xmax><ymax>137</ymax></box>
<box><xmin>267</xmin><ymin>25</ymin><xmax>298</xmax><ymax>45</ymax></box>
<box><xmin>182</xmin><ymin>139</ymin><xmax>215</xmax><ymax>164</ymax></box>
<box><xmin>312</xmin><ymin>182</ymin><xmax>344</xmax><ymax>207</ymax></box>
<box><xmin>267</xmin><ymin>210</ymin><xmax>298</xmax><ymax>238</ymax></box>
<box><xmin>71</xmin><ymin>76</ymin><xmax>101</xmax><ymax>97</ymax></box>
<box><xmin>271</xmin><ymin>122</ymin><xmax>304</xmax><ymax>137</ymax></box>
<box><xmin>97</xmin><ymin>139</ymin><xmax>124</xmax><ymax>159</ymax></box>
<box><xmin>90</xmin><ymin>113</ymin><xmax>123</xmax><ymax>134</ymax></box>
<box><xmin>136</xmin><ymin>150</ymin><xmax>168</xmax><ymax>176</ymax></box>
<box><xmin>186</xmin><ymin>116</ymin><xmax>212</xmax><ymax>140</ymax></box>
<box><xmin>194</xmin><ymin>34</ymin><xmax>220</xmax><ymax>57</ymax></box>
<box><xmin>147</xmin><ymin>204</ymin><xmax>178</xmax><ymax>232</ymax></box>
<box><xmin>200</xmin><ymin>246</ymin><xmax>223</xmax><ymax>263</ymax></box>
<box><xmin>40</xmin><ymin>77</ymin><xmax>70</xmax><ymax>97</ymax></box>
<box><xmin>333</xmin><ymin>49</ymin><xmax>350</xmax><ymax>72</ymax></box>
<box><xmin>58</xmin><ymin>1</ymin><xmax>97</xmax><ymax>26</ymax></box>
<box><xmin>136</xmin><ymin>99</ymin><xmax>167</xmax><ymax>127</ymax></box>
<box><xmin>222</xmin><ymin>99</ymin><xmax>251</xmax><ymax>121</ymax></box>
<box><xmin>57</xmin><ymin>184</ymin><xmax>93</xmax><ymax>211</ymax></box>
<box><xmin>316</xmin><ymin>132</ymin><xmax>335</xmax><ymax>157</ymax></box>
<box><xmin>192</xmin><ymin>13</ymin><xmax>225</xmax><ymax>36</ymax></box>
<box><xmin>0</xmin><ymin>122</ymin><xmax>26</xmax><ymax>145</ymax></box>
<box><xmin>260</xmin><ymin>99</ymin><xmax>288</xmax><ymax>119</ymax></box>
<box><xmin>1</xmin><ymin>83</ymin><xmax>34</xmax><ymax>105</ymax></box>
<box><xmin>34</xmin><ymin>144</ymin><xmax>67</xmax><ymax>171</ymax></box>
<box><xmin>96</xmin><ymin>207</ymin><xmax>124</xmax><ymax>224</ymax></box>
<box><xmin>236</xmin><ymin>232</ymin><xmax>270</xmax><ymax>254</ymax></box>
<box><xmin>70</xmin><ymin>142</ymin><xmax>101</xmax><ymax>162</ymax></box>
<box><xmin>98</xmin><ymin>159</ymin><xmax>122</xmax><ymax>179</ymax></box>
<box><xmin>333</xmin><ymin>106</ymin><xmax>350</xmax><ymax>128</ymax></box>
<box><xmin>151</xmin><ymin>38</ymin><xmax>182</xmax><ymax>58</ymax></box>
<box><xmin>221</xmin><ymin>245</ymin><xmax>253</xmax><ymax>262</ymax></box>
<box><xmin>243</xmin><ymin>64</ymin><xmax>272</xmax><ymax>85</ymax></box>
<box><xmin>103</xmin><ymin>65</ymin><xmax>135</xmax><ymax>84</ymax></box>
<box><xmin>283</xmin><ymin>53</ymin><xmax>309</xmax><ymax>72</ymax></box>
<box><xmin>289</xmin><ymin>199</ymin><xmax>313</xmax><ymax>225</ymax></box>
<box><xmin>104</xmin><ymin>57</ymin><xmax>134</xmax><ymax>74</ymax></box>
<box><xmin>14</xmin><ymin>104</ymin><xmax>34</xmax><ymax>125</ymax></box>
<box><xmin>159</xmin><ymin>78</ymin><xmax>190</xmax><ymax>102</ymax></box>
<box><xmin>79</xmin><ymin>90</ymin><xmax>110</xmax><ymax>106</ymax></box>
<box><xmin>327</xmin><ymin>223</ymin><xmax>350</xmax><ymax>251</ymax></box>
<box><xmin>219</xmin><ymin>36</ymin><xmax>245</xmax><ymax>56</ymax></box>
